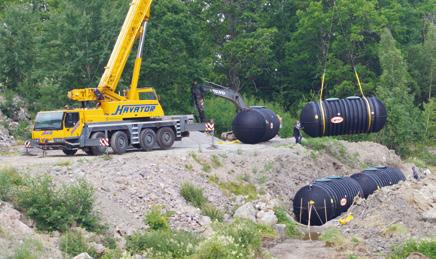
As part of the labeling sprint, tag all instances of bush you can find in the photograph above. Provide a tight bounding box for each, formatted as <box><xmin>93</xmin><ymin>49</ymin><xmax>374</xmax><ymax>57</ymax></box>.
<box><xmin>144</xmin><ymin>206</ymin><xmax>171</xmax><ymax>231</ymax></box>
<box><xmin>390</xmin><ymin>239</ymin><xmax>436</xmax><ymax>259</ymax></box>
<box><xmin>126</xmin><ymin>230</ymin><xmax>200</xmax><ymax>258</ymax></box>
<box><xmin>16</xmin><ymin>176</ymin><xmax>101</xmax><ymax>232</ymax></box>
<box><xmin>274</xmin><ymin>207</ymin><xmax>301</xmax><ymax>237</ymax></box>
<box><xmin>0</xmin><ymin>167</ymin><xmax>23</xmax><ymax>201</ymax></box>
<box><xmin>59</xmin><ymin>230</ymin><xmax>97</xmax><ymax>257</ymax></box>
<box><xmin>11</xmin><ymin>120</ymin><xmax>31</xmax><ymax>140</ymax></box>
<box><xmin>180</xmin><ymin>183</ymin><xmax>207</xmax><ymax>208</ymax></box>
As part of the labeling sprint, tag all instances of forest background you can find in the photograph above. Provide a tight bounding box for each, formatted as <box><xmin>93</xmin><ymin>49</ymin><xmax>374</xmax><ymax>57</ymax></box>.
<box><xmin>0</xmin><ymin>0</ymin><xmax>434</xmax><ymax>162</ymax></box>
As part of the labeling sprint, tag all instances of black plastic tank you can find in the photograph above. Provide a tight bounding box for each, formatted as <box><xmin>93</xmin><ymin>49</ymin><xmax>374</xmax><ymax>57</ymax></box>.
<box><xmin>300</xmin><ymin>96</ymin><xmax>387</xmax><ymax>137</ymax></box>
<box><xmin>293</xmin><ymin>176</ymin><xmax>364</xmax><ymax>226</ymax></box>
<box><xmin>232</xmin><ymin>107</ymin><xmax>280</xmax><ymax>144</ymax></box>
<box><xmin>351</xmin><ymin>167</ymin><xmax>405</xmax><ymax>198</ymax></box>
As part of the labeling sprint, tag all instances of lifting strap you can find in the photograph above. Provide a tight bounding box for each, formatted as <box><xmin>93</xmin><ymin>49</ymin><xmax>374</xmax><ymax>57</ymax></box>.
<box><xmin>318</xmin><ymin>0</ymin><xmax>373</xmax><ymax>134</ymax></box>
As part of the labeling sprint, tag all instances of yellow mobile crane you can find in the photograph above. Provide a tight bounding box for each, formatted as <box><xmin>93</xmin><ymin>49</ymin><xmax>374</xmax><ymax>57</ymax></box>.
<box><xmin>29</xmin><ymin>0</ymin><xmax>204</xmax><ymax>155</ymax></box>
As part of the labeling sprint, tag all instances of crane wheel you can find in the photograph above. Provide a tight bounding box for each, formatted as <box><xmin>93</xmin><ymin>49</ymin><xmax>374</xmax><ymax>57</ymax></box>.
<box><xmin>62</xmin><ymin>149</ymin><xmax>78</xmax><ymax>156</ymax></box>
<box><xmin>156</xmin><ymin>127</ymin><xmax>175</xmax><ymax>150</ymax></box>
<box><xmin>90</xmin><ymin>132</ymin><xmax>107</xmax><ymax>156</ymax></box>
<box><xmin>83</xmin><ymin>148</ymin><xmax>93</xmax><ymax>155</ymax></box>
<box><xmin>140</xmin><ymin>128</ymin><xmax>156</xmax><ymax>151</ymax></box>
<box><xmin>111</xmin><ymin>131</ymin><xmax>129</xmax><ymax>155</ymax></box>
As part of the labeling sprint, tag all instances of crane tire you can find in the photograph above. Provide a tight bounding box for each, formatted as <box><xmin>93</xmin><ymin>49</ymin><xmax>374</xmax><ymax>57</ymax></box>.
<box><xmin>140</xmin><ymin>128</ymin><xmax>156</xmax><ymax>151</ymax></box>
<box><xmin>90</xmin><ymin>132</ymin><xmax>107</xmax><ymax>156</ymax></box>
<box><xmin>111</xmin><ymin>131</ymin><xmax>129</xmax><ymax>155</ymax></box>
<box><xmin>156</xmin><ymin>127</ymin><xmax>175</xmax><ymax>150</ymax></box>
<box><xmin>63</xmin><ymin>149</ymin><xmax>78</xmax><ymax>156</ymax></box>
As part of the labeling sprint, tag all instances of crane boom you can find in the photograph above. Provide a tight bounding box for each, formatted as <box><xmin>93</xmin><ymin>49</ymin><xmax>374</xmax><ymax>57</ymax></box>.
<box><xmin>99</xmin><ymin>0</ymin><xmax>152</xmax><ymax>95</ymax></box>
<box><xmin>68</xmin><ymin>0</ymin><xmax>153</xmax><ymax>102</ymax></box>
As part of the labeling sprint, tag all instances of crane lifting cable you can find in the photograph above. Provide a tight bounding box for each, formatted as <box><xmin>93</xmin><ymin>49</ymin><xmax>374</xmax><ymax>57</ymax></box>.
<box><xmin>300</xmin><ymin>0</ymin><xmax>387</xmax><ymax>138</ymax></box>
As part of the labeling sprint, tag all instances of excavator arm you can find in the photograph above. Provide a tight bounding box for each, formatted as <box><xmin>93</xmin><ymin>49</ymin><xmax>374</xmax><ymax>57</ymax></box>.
<box><xmin>192</xmin><ymin>81</ymin><xmax>248</xmax><ymax>123</ymax></box>
<box><xmin>68</xmin><ymin>0</ymin><xmax>153</xmax><ymax>102</ymax></box>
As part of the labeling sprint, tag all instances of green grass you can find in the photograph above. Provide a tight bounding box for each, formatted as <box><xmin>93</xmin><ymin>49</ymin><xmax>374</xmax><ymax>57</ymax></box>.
<box><xmin>390</xmin><ymin>239</ymin><xmax>436</xmax><ymax>259</ymax></box>
<box><xmin>201</xmin><ymin>204</ymin><xmax>224</xmax><ymax>222</ymax></box>
<box><xmin>59</xmin><ymin>230</ymin><xmax>97</xmax><ymax>257</ymax></box>
<box><xmin>14</xmin><ymin>239</ymin><xmax>43</xmax><ymax>259</ymax></box>
<box><xmin>180</xmin><ymin>183</ymin><xmax>224</xmax><ymax>222</ymax></box>
<box><xmin>274</xmin><ymin>207</ymin><xmax>301</xmax><ymax>238</ymax></box>
<box><xmin>181</xmin><ymin>183</ymin><xmax>208</xmax><ymax>208</ymax></box>
<box><xmin>209</xmin><ymin>176</ymin><xmax>258</xmax><ymax>201</ymax></box>
<box><xmin>319</xmin><ymin>227</ymin><xmax>347</xmax><ymax>247</ymax></box>
<box><xmin>190</xmin><ymin>152</ymin><xmax>212</xmax><ymax>173</ymax></box>
<box><xmin>211</xmin><ymin>155</ymin><xmax>223</xmax><ymax>168</ymax></box>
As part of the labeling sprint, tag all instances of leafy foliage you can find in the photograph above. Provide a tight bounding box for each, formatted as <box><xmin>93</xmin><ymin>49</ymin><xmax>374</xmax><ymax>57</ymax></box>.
<box><xmin>16</xmin><ymin>176</ymin><xmax>101</xmax><ymax>232</ymax></box>
<box><xmin>390</xmin><ymin>239</ymin><xmax>436</xmax><ymax>259</ymax></box>
<box><xmin>144</xmin><ymin>206</ymin><xmax>171</xmax><ymax>231</ymax></box>
<box><xmin>0</xmin><ymin>0</ymin><xmax>434</xmax><ymax>158</ymax></box>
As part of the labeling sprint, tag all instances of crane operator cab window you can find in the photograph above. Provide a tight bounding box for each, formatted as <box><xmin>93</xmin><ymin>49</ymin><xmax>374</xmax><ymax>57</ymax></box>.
<box><xmin>139</xmin><ymin>91</ymin><xmax>157</xmax><ymax>101</ymax></box>
<box><xmin>64</xmin><ymin>112</ymin><xmax>80</xmax><ymax>128</ymax></box>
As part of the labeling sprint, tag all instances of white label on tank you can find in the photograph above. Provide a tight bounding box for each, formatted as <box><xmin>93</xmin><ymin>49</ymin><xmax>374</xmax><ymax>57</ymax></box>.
<box><xmin>340</xmin><ymin>198</ymin><xmax>347</xmax><ymax>206</ymax></box>
<box><xmin>331</xmin><ymin>116</ymin><xmax>344</xmax><ymax>124</ymax></box>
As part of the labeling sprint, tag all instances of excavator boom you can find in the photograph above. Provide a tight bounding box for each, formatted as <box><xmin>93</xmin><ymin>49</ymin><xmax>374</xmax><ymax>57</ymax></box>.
<box><xmin>192</xmin><ymin>81</ymin><xmax>248</xmax><ymax>123</ymax></box>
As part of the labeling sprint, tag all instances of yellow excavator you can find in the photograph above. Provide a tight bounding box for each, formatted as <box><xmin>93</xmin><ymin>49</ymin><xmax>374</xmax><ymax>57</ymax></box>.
<box><xmin>28</xmin><ymin>0</ymin><xmax>205</xmax><ymax>156</ymax></box>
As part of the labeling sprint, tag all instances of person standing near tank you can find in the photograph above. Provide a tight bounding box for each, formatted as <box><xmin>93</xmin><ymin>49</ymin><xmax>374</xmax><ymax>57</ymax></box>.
<box><xmin>294</xmin><ymin>121</ymin><xmax>303</xmax><ymax>144</ymax></box>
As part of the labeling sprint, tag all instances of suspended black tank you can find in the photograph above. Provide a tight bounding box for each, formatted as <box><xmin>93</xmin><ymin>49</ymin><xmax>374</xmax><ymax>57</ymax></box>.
<box><xmin>293</xmin><ymin>176</ymin><xmax>364</xmax><ymax>226</ymax></box>
<box><xmin>232</xmin><ymin>107</ymin><xmax>280</xmax><ymax>144</ymax></box>
<box><xmin>351</xmin><ymin>167</ymin><xmax>405</xmax><ymax>198</ymax></box>
<box><xmin>300</xmin><ymin>96</ymin><xmax>387</xmax><ymax>137</ymax></box>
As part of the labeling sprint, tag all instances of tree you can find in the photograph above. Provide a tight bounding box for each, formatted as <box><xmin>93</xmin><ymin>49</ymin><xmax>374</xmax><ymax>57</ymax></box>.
<box><xmin>376</xmin><ymin>28</ymin><xmax>425</xmax><ymax>155</ymax></box>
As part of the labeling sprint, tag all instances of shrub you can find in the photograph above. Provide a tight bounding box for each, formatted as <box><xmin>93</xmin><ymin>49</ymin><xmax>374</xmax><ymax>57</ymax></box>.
<box><xmin>59</xmin><ymin>230</ymin><xmax>97</xmax><ymax>257</ymax></box>
<box><xmin>64</xmin><ymin>180</ymin><xmax>102</xmax><ymax>232</ymax></box>
<box><xmin>181</xmin><ymin>183</ymin><xmax>207</xmax><ymax>208</ymax></box>
<box><xmin>14</xmin><ymin>239</ymin><xmax>43</xmax><ymax>259</ymax></box>
<box><xmin>0</xmin><ymin>167</ymin><xmax>23</xmax><ymax>201</ymax></box>
<box><xmin>16</xmin><ymin>176</ymin><xmax>100</xmax><ymax>232</ymax></box>
<box><xmin>144</xmin><ymin>206</ymin><xmax>171</xmax><ymax>231</ymax></box>
<box><xmin>390</xmin><ymin>239</ymin><xmax>436</xmax><ymax>259</ymax></box>
<box><xmin>126</xmin><ymin>230</ymin><xmax>200</xmax><ymax>258</ymax></box>
<box><xmin>274</xmin><ymin>207</ymin><xmax>301</xmax><ymax>237</ymax></box>
<box><xmin>11</xmin><ymin>121</ymin><xmax>31</xmax><ymax>140</ymax></box>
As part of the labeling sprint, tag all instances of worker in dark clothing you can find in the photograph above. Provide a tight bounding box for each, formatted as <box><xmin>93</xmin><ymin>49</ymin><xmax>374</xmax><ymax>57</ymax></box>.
<box><xmin>294</xmin><ymin>121</ymin><xmax>303</xmax><ymax>144</ymax></box>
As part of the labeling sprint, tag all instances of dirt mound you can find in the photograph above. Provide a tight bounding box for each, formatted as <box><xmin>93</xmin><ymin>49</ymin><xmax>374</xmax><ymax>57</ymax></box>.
<box><xmin>0</xmin><ymin>134</ymin><xmax>433</xmax><ymax>257</ymax></box>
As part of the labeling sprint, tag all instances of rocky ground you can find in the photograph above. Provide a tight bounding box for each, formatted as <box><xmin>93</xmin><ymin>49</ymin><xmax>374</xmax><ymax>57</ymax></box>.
<box><xmin>0</xmin><ymin>133</ymin><xmax>435</xmax><ymax>258</ymax></box>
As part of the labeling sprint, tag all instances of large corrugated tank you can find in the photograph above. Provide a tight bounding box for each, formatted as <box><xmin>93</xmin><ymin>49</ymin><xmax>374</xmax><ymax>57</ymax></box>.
<box><xmin>232</xmin><ymin>107</ymin><xmax>280</xmax><ymax>144</ymax></box>
<box><xmin>351</xmin><ymin>166</ymin><xmax>405</xmax><ymax>198</ymax></box>
<box><xmin>300</xmin><ymin>96</ymin><xmax>387</xmax><ymax>137</ymax></box>
<box><xmin>293</xmin><ymin>176</ymin><xmax>364</xmax><ymax>226</ymax></box>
